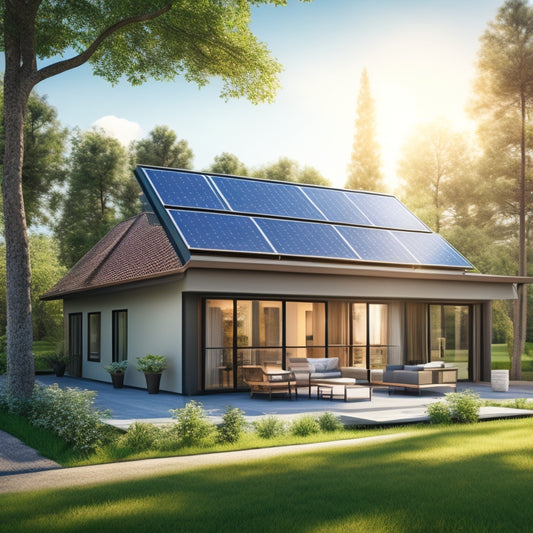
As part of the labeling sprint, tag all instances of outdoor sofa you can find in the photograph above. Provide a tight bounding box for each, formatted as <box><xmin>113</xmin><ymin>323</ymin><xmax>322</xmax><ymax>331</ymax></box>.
<box><xmin>381</xmin><ymin>362</ymin><xmax>458</xmax><ymax>395</ymax></box>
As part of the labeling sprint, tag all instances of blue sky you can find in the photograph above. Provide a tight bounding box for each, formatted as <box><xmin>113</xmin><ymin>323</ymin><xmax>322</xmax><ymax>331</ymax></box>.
<box><xmin>33</xmin><ymin>0</ymin><xmax>504</xmax><ymax>189</ymax></box>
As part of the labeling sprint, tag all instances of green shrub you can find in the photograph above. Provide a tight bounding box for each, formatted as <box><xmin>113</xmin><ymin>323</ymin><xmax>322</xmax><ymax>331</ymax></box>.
<box><xmin>217</xmin><ymin>406</ymin><xmax>247</xmax><ymax>444</ymax></box>
<box><xmin>447</xmin><ymin>390</ymin><xmax>481</xmax><ymax>423</ymax></box>
<box><xmin>291</xmin><ymin>415</ymin><xmax>320</xmax><ymax>437</ymax></box>
<box><xmin>119</xmin><ymin>422</ymin><xmax>160</xmax><ymax>451</ymax></box>
<box><xmin>254</xmin><ymin>415</ymin><xmax>287</xmax><ymax>439</ymax></box>
<box><xmin>0</xmin><ymin>352</ymin><xmax>6</xmax><ymax>375</ymax></box>
<box><xmin>427</xmin><ymin>390</ymin><xmax>481</xmax><ymax>425</ymax></box>
<box><xmin>170</xmin><ymin>401</ymin><xmax>215</xmax><ymax>446</ymax></box>
<box><xmin>28</xmin><ymin>384</ymin><xmax>110</xmax><ymax>451</ymax></box>
<box><xmin>317</xmin><ymin>412</ymin><xmax>343</xmax><ymax>432</ymax></box>
<box><xmin>427</xmin><ymin>401</ymin><xmax>452</xmax><ymax>424</ymax></box>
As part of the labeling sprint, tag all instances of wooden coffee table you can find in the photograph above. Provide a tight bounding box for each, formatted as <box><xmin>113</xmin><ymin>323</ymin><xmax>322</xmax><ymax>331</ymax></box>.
<box><xmin>310</xmin><ymin>377</ymin><xmax>372</xmax><ymax>401</ymax></box>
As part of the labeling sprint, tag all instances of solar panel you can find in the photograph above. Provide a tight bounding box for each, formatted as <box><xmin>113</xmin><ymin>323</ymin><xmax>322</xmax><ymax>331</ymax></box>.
<box><xmin>392</xmin><ymin>231</ymin><xmax>472</xmax><ymax>268</ymax></box>
<box><xmin>168</xmin><ymin>210</ymin><xmax>274</xmax><ymax>254</ymax></box>
<box><xmin>135</xmin><ymin>166</ymin><xmax>473</xmax><ymax>271</ymax></box>
<box><xmin>302</xmin><ymin>187</ymin><xmax>371</xmax><ymax>225</ymax></box>
<box><xmin>211</xmin><ymin>175</ymin><xmax>325</xmax><ymax>220</ymax></box>
<box><xmin>255</xmin><ymin>218</ymin><xmax>357</xmax><ymax>260</ymax></box>
<box><xmin>347</xmin><ymin>192</ymin><xmax>429</xmax><ymax>231</ymax></box>
<box><xmin>143</xmin><ymin>168</ymin><xmax>226</xmax><ymax>210</ymax></box>
<box><xmin>336</xmin><ymin>226</ymin><xmax>419</xmax><ymax>264</ymax></box>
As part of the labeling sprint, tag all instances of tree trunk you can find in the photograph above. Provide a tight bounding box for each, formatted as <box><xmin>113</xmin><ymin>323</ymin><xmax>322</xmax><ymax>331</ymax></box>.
<box><xmin>3</xmin><ymin>3</ymin><xmax>37</xmax><ymax>400</ymax></box>
<box><xmin>511</xmin><ymin>92</ymin><xmax>528</xmax><ymax>381</ymax></box>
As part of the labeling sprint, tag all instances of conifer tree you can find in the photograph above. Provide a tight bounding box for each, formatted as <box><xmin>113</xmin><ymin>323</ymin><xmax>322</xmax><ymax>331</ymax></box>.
<box><xmin>346</xmin><ymin>68</ymin><xmax>384</xmax><ymax>192</ymax></box>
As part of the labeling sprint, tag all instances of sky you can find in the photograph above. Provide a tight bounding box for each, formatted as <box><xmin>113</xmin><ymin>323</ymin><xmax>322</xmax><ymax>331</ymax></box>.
<box><xmin>32</xmin><ymin>0</ymin><xmax>505</xmax><ymax>190</ymax></box>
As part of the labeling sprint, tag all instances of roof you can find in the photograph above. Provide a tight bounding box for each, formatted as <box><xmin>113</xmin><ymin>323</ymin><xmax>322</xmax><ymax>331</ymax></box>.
<box><xmin>42</xmin><ymin>167</ymin><xmax>533</xmax><ymax>301</ymax></box>
<box><xmin>41</xmin><ymin>213</ymin><xmax>182</xmax><ymax>300</ymax></box>
<box><xmin>135</xmin><ymin>166</ymin><xmax>474</xmax><ymax>271</ymax></box>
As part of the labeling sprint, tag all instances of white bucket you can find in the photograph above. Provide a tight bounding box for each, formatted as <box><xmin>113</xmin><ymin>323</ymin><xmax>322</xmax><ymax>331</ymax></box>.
<box><xmin>491</xmin><ymin>369</ymin><xmax>509</xmax><ymax>392</ymax></box>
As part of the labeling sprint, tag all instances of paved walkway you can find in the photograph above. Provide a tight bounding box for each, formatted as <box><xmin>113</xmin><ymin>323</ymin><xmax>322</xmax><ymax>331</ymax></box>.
<box><xmin>1</xmin><ymin>375</ymin><xmax>533</xmax><ymax>494</ymax></box>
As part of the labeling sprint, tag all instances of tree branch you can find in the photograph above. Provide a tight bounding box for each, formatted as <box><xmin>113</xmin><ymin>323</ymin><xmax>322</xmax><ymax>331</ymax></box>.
<box><xmin>32</xmin><ymin>3</ymin><xmax>172</xmax><ymax>85</ymax></box>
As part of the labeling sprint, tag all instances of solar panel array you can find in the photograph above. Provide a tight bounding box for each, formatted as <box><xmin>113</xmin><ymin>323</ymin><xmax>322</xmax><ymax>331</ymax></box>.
<box><xmin>135</xmin><ymin>166</ymin><xmax>473</xmax><ymax>270</ymax></box>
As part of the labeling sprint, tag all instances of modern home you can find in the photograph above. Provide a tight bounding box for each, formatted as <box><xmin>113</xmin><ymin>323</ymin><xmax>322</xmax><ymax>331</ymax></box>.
<box><xmin>42</xmin><ymin>166</ymin><xmax>528</xmax><ymax>394</ymax></box>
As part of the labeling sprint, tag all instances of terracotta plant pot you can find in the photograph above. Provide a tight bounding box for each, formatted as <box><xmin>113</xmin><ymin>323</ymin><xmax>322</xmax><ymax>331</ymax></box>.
<box><xmin>144</xmin><ymin>372</ymin><xmax>162</xmax><ymax>394</ymax></box>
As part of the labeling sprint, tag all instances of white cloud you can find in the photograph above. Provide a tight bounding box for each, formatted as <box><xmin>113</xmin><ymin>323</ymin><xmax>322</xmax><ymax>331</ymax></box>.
<box><xmin>92</xmin><ymin>115</ymin><xmax>143</xmax><ymax>147</ymax></box>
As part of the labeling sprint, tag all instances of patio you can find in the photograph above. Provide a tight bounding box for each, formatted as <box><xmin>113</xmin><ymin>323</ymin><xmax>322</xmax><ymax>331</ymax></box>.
<box><xmin>34</xmin><ymin>375</ymin><xmax>533</xmax><ymax>429</ymax></box>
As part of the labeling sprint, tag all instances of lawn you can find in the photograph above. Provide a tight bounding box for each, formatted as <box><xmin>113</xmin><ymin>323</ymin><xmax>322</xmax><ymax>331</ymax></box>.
<box><xmin>492</xmin><ymin>343</ymin><xmax>533</xmax><ymax>380</ymax></box>
<box><xmin>1</xmin><ymin>417</ymin><xmax>532</xmax><ymax>533</ymax></box>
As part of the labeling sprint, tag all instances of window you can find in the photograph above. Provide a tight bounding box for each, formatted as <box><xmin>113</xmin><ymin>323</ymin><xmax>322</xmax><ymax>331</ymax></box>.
<box><xmin>112</xmin><ymin>310</ymin><xmax>128</xmax><ymax>363</ymax></box>
<box><xmin>87</xmin><ymin>313</ymin><xmax>101</xmax><ymax>362</ymax></box>
<box><xmin>68</xmin><ymin>313</ymin><xmax>82</xmax><ymax>377</ymax></box>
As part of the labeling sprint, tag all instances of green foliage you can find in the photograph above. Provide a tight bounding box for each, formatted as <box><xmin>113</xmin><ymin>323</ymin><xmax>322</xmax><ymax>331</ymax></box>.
<box><xmin>0</xmin><ymin>88</ymin><xmax>68</xmax><ymax>228</ymax></box>
<box><xmin>104</xmin><ymin>361</ymin><xmax>129</xmax><ymax>374</ymax></box>
<box><xmin>132</xmin><ymin>125</ymin><xmax>193</xmax><ymax>169</ymax></box>
<box><xmin>346</xmin><ymin>68</ymin><xmax>384</xmax><ymax>192</ymax></box>
<box><xmin>0</xmin><ymin>384</ymin><xmax>110</xmax><ymax>451</ymax></box>
<box><xmin>427</xmin><ymin>390</ymin><xmax>481</xmax><ymax>424</ymax></box>
<box><xmin>217</xmin><ymin>406</ymin><xmax>247</xmax><ymax>444</ymax></box>
<box><xmin>427</xmin><ymin>401</ymin><xmax>452</xmax><ymax>424</ymax></box>
<box><xmin>254</xmin><ymin>415</ymin><xmax>287</xmax><ymax>439</ymax></box>
<box><xmin>291</xmin><ymin>415</ymin><xmax>320</xmax><ymax>437</ymax></box>
<box><xmin>252</xmin><ymin>156</ymin><xmax>330</xmax><ymax>186</ymax></box>
<box><xmin>55</xmin><ymin>128</ymin><xmax>129</xmax><ymax>268</ymax></box>
<box><xmin>316</xmin><ymin>411</ymin><xmax>343</xmax><ymax>432</ymax></box>
<box><xmin>170</xmin><ymin>401</ymin><xmax>215</xmax><ymax>447</ymax></box>
<box><xmin>136</xmin><ymin>354</ymin><xmax>167</xmax><ymax>374</ymax></box>
<box><xmin>118</xmin><ymin>422</ymin><xmax>160</xmax><ymax>451</ymax></box>
<box><xmin>208</xmin><ymin>152</ymin><xmax>248</xmax><ymax>176</ymax></box>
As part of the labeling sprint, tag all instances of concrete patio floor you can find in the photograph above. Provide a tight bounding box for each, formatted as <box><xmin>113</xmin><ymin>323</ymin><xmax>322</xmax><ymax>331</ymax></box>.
<box><xmin>35</xmin><ymin>374</ymin><xmax>533</xmax><ymax>429</ymax></box>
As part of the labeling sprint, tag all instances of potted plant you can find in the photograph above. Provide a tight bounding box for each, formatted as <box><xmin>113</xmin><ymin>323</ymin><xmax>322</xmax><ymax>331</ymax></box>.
<box><xmin>44</xmin><ymin>350</ymin><xmax>69</xmax><ymax>377</ymax></box>
<box><xmin>104</xmin><ymin>360</ymin><xmax>129</xmax><ymax>388</ymax></box>
<box><xmin>136</xmin><ymin>354</ymin><xmax>167</xmax><ymax>394</ymax></box>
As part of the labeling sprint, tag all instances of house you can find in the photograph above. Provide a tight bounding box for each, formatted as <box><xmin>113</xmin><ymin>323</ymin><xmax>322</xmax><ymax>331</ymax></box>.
<box><xmin>41</xmin><ymin>166</ymin><xmax>529</xmax><ymax>394</ymax></box>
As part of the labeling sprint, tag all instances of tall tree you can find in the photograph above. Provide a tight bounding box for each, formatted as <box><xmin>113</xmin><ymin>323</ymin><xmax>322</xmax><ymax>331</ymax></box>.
<box><xmin>1</xmin><ymin>0</ymin><xmax>295</xmax><ymax>400</ymax></box>
<box><xmin>0</xmin><ymin>88</ymin><xmax>67</xmax><ymax>228</ymax></box>
<box><xmin>346</xmin><ymin>68</ymin><xmax>384</xmax><ymax>192</ymax></box>
<box><xmin>55</xmin><ymin>129</ymin><xmax>128</xmax><ymax>269</ymax></box>
<box><xmin>132</xmin><ymin>125</ymin><xmax>193</xmax><ymax>169</ymax></box>
<box><xmin>253</xmin><ymin>157</ymin><xmax>330</xmax><ymax>185</ymax></box>
<box><xmin>208</xmin><ymin>152</ymin><xmax>248</xmax><ymax>176</ymax></box>
<box><xmin>397</xmin><ymin>120</ymin><xmax>478</xmax><ymax>233</ymax></box>
<box><xmin>471</xmin><ymin>0</ymin><xmax>533</xmax><ymax>379</ymax></box>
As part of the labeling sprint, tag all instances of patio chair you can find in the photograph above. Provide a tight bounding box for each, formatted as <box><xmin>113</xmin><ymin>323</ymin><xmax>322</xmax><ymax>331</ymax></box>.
<box><xmin>242</xmin><ymin>365</ymin><xmax>293</xmax><ymax>400</ymax></box>
<box><xmin>288</xmin><ymin>359</ymin><xmax>313</xmax><ymax>398</ymax></box>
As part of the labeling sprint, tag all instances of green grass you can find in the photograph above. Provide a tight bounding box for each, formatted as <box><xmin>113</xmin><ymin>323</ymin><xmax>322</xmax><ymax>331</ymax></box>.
<box><xmin>491</xmin><ymin>343</ymin><xmax>533</xmax><ymax>380</ymax></box>
<box><xmin>1</xmin><ymin>418</ymin><xmax>532</xmax><ymax>532</ymax></box>
<box><xmin>0</xmin><ymin>412</ymin><xmax>84</xmax><ymax>465</ymax></box>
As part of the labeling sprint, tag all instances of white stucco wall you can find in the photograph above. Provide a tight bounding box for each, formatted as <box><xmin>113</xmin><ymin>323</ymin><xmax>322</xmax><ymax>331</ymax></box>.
<box><xmin>63</xmin><ymin>280</ymin><xmax>182</xmax><ymax>393</ymax></box>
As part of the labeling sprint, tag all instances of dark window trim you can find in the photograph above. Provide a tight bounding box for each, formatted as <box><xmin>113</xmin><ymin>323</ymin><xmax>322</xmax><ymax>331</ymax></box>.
<box><xmin>112</xmin><ymin>309</ymin><xmax>128</xmax><ymax>363</ymax></box>
<box><xmin>87</xmin><ymin>312</ymin><xmax>101</xmax><ymax>362</ymax></box>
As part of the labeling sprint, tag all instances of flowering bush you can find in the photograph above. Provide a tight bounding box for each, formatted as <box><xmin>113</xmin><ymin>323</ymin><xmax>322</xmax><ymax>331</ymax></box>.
<box><xmin>28</xmin><ymin>384</ymin><xmax>110</xmax><ymax>451</ymax></box>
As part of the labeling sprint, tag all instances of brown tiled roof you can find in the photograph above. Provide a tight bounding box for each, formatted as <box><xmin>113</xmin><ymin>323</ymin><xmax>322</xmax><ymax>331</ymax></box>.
<box><xmin>41</xmin><ymin>213</ymin><xmax>182</xmax><ymax>300</ymax></box>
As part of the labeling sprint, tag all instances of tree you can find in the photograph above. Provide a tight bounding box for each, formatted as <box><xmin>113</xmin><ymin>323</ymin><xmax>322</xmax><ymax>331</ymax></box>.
<box><xmin>1</xmin><ymin>0</ymin><xmax>295</xmax><ymax>400</ymax></box>
<box><xmin>471</xmin><ymin>0</ymin><xmax>533</xmax><ymax>379</ymax></box>
<box><xmin>132</xmin><ymin>125</ymin><xmax>194</xmax><ymax>169</ymax></box>
<box><xmin>397</xmin><ymin>120</ymin><xmax>478</xmax><ymax>233</ymax></box>
<box><xmin>253</xmin><ymin>156</ymin><xmax>299</xmax><ymax>181</ymax></box>
<box><xmin>0</xmin><ymin>88</ymin><xmax>67</xmax><ymax>228</ymax></box>
<box><xmin>252</xmin><ymin>156</ymin><xmax>330</xmax><ymax>185</ymax></box>
<box><xmin>346</xmin><ymin>68</ymin><xmax>384</xmax><ymax>192</ymax></box>
<box><xmin>0</xmin><ymin>235</ymin><xmax>65</xmax><ymax>340</ymax></box>
<box><xmin>55</xmin><ymin>129</ymin><xmax>128</xmax><ymax>269</ymax></box>
<box><xmin>208</xmin><ymin>152</ymin><xmax>248</xmax><ymax>176</ymax></box>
